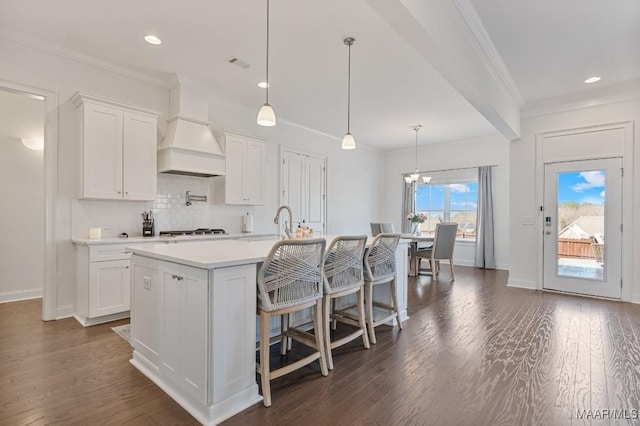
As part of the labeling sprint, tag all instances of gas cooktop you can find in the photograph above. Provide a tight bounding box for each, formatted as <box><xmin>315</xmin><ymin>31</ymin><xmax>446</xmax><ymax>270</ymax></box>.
<box><xmin>159</xmin><ymin>228</ymin><xmax>227</xmax><ymax>236</ymax></box>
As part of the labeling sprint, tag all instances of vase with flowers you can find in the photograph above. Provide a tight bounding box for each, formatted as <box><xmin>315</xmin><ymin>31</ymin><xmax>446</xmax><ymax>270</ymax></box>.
<box><xmin>407</xmin><ymin>213</ymin><xmax>427</xmax><ymax>236</ymax></box>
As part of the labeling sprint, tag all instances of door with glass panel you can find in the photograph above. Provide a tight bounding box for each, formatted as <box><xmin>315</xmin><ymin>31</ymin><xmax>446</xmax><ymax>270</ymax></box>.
<box><xmin>543</xmin><ymin>158</ymin><xmax>622</xmax><ymax>298</ymax></box>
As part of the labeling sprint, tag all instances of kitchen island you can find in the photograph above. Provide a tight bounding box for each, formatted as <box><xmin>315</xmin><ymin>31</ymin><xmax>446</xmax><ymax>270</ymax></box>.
<box><xmin>127</xmin><ymin>236</ymin><xmax>409</xmax><ymax>425</ymax></box>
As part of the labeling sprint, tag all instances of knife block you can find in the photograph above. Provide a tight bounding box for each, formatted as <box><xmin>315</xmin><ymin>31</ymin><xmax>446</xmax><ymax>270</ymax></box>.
<box><xmin>142</xmin><ymin>219</ymin><xmax>154</xmax><ymax>237</ymax></box>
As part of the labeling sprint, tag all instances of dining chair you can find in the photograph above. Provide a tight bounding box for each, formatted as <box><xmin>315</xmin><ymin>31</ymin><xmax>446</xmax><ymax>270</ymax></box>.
<box><xmin>369</xmin><ymin>222</ymin><xmax>395</xmax><ymax>236</ymax></box>
<box><xmin>322</xmin><ymin>235</ymin><xmax>369</xmax><ymax>370</ymax></box>
<box><xmin>415</xmin><ymin>222</ymin><xmax>458</xmax><ymax>280</ymax></box>
<box><xmin>363</xmin><ymin>233</ymin><xmax>402</xmax><ymax>344</ymax></box>
<box><xmin>256</xmin><ymin>238</ymin><xmax>328</xmax><ymax>407</ymax></box>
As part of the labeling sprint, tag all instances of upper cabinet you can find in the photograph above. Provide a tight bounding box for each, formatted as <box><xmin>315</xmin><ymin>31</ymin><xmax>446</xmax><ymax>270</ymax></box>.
<box><xmin>214</xmin><ymin>130</ymin><xmax>266</xmax><ymax>205</ymax></box>
<box><xmin>71</xmin><ymin>92</ymin><xmax>160</xmax><ymax>201</ymax></box>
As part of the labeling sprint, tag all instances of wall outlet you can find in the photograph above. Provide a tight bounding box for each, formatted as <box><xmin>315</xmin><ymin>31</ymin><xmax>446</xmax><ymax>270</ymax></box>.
<box><xmin>143</xmin><ymin>277</ymin><xmax>151</xmax><ymax>290</ymax></box>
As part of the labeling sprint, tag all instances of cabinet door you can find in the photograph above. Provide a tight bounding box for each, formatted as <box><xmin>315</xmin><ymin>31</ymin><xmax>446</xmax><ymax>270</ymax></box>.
<box><xmin>211</xmin><ymin>265</ymin><xmax>257</xmax><ymax>404</ymax></box>
<box><xmin>83</xmin><ymin>104</ymin><xmax>123</xmax><ymax>199</ymax></box>
<box><xmin>88</xmin><ymin>259</ymin><xmax>130</xmax><ymax>317</ymax></box>
<box><xmin>282</xmin><ymin>150</ymin><xmax>305</xmax><ymax>225</ymax></box>
<box><xmin>159</xmin><ymin>263</ymin><xmax>209</xmax><ymax>404</ymax></box>
<box><xmin>131</xmin><ymin>257</ymin><xmax>159</xmax><ymax>365</ymax></box>
<box><xmin>243</xmin><ymin>140</ymin><xmax>264</xmax><ymax>205</ymax></box>
<box><xmin>123</xmin><ymin>112</ymin><xmax>157</xmax><ymax>201</ymax></box>
<box><xmin>224</xmin><ymin>136</ymin><xmax>245</xmax><ymax>204</ymax></box>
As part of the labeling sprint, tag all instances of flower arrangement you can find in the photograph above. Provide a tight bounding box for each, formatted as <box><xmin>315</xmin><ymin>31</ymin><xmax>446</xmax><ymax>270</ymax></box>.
<box><xmin>407</xmin><ymin>213</ymin><xmax>427</xmax><ymax>223</ymax></box>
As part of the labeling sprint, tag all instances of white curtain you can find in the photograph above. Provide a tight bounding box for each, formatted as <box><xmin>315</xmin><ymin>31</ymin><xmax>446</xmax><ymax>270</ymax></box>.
<box><xmin>475</xmin><ymin>166</ymin><xmax>496</xmax><ymax>269</ymax></box>
<box><xmin>401</xmin><ymin>180</ymin><xmax>415</xmax><ymax>233</ymax></box>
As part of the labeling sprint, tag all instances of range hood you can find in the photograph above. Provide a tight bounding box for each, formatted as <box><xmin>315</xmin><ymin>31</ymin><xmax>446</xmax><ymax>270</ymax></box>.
<box><xmin>157</xmin><ymin>77</ymin><xmax>225</xmax><ymax>177</ymax></box>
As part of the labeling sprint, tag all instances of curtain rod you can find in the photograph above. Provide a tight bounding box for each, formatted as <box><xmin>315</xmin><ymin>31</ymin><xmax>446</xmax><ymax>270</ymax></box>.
<box><xmin>401</xmin><ymin>164</ymin><xmax>498</xmax><ymax>176</ymax></box>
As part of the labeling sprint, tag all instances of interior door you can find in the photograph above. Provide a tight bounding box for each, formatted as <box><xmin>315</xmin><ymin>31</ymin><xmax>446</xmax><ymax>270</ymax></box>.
<box><xmin>543</xmin><ymin>158</ymin><xmax>622</xmax><ymax>298</ymax></box>
<box><xmin>281</xmin><ymin>149</ymin><xmax>326</xmax><ymax>234</ymax></box>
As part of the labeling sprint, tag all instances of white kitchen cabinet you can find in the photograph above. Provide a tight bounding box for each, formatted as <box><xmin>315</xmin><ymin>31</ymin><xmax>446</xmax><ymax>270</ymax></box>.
<box><xmin>74</xmin><ymin>243</ymin><xmax>133</xmax><ymax>326</ymax></box>
<box><xmin>89</xmin><ymin>259</ymin><xmax>130</xmax><ymax>317</ymax></box>
<box><xmin>71</xmin><ymin>92</ymin><xmax>159</xmax><ymax>201</ymax></box>
<box><xmin>159</xmin><ymin>261</ymin><xmax>209</xmax><ymax>405</ymax></box>
<box><xmin>214</xmin><ymin>130</ymin><xmax>266</xmax><ymax>205</ymax></box>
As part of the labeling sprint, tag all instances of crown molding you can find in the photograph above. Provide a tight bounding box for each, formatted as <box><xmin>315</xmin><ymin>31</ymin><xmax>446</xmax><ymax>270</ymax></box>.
<box><xmin>451</xmin><ymin>0</ymin><xmax>524</xmax><ymax>108</ymax></box>
<box><xmin>522</xmin><ymin>78</ymin><xmax>640</xmax><ymax>118</ymax></box>
<box><xmin>0</xmin><ymin>27</ymin><xmax>168</xmax><ymax>88</ymax></box>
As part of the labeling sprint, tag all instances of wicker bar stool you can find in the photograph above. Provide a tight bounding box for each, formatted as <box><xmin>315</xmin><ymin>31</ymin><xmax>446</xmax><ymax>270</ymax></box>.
<box><xmin>256</xmin><ymin>238</ymin><xmax>328</xmax><ymax>407</ymax></box>
<box><xmin>322</xmin><ymin>235</ymin><xmax>370</xmax><ymax>370</ymax></box>
<box><xmin>364</xmin><ymin>233</ymin><xmax>402</xmax><ymax>344</ymax></box>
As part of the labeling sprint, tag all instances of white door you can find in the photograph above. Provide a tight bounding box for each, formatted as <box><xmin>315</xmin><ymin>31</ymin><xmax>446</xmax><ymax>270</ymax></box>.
<box><xmin>281</xmin><ymin>149</ymin><xmax>326</xmax><ymax>234</ymax></box>
<box><xmin>543</xmin><ymin>158</ymin><xmax>622</xmax><ymax>298</ymax></box>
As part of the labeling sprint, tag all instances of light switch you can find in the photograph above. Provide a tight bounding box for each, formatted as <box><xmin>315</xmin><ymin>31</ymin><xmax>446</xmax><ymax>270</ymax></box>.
<box><xmin>143</xmin><ymin>276</ymin><xmax>151</xmax><ymax>290</ymax></box>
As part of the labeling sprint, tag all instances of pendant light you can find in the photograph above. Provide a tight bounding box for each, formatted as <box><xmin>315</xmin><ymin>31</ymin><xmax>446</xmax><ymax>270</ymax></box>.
<box><xmin>341</xmin><ymin>37</ymin><xmax>356</xmax><ymax>149</ymax></box>
<box><xmin>405</xmin><ymin>125</ymin><xmax>432</xmax><ymax>184</ymax></box>
<box><xmin>257</xmin><ymin>0</ymin><xmax>276</xmax><ymax>126</ymax></box>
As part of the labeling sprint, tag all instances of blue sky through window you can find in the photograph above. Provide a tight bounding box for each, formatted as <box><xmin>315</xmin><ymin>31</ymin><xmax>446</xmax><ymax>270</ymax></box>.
<box><xmin>557</xmin><ymin>170</ymin><xmax>605</xmax><ymax>205</ymax></box>
<box><xmin>416</xmin><ymin>183</ymin><xmax>478</xmax><ymax>211</ymax></box>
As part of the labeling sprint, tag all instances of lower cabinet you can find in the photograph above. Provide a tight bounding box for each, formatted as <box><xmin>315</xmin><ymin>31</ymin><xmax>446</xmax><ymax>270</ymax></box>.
<box><xmin>89</xmin><ymin>259</ymin><xmax>130</xmax><ymax>317</ymax></box>
<box><xmin>159</xmin><ymin>261</ymin><xmax>209</xmax><ymax>404</ymax></box>
<box><xmin>74</xmin><ymin>243</ymin><xmax>132</xmax><ymax>326</ymax></box>
<box><xmin>130</xmin><ymin>255</ymin><xmax>261</xmax><ymax>421</ymax></box>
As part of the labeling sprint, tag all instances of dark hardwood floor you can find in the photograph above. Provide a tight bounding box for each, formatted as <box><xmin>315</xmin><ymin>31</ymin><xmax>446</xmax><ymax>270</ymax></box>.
<box><xmin>2</xmin><ymin>267</ymin><xmax>640</xmax><ymax>425</ymax></box>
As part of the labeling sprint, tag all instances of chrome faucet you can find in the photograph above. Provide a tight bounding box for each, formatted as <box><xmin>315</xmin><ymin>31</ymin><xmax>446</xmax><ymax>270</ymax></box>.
<box><xmin>274</xmin><ymin>205</ymin><xmax>294</xmax><ymax>238</ymax></box>
<box><xmin>185</xmin><ymin>190</ymin><xmax>207</xmax><ymax>206</ymax></box>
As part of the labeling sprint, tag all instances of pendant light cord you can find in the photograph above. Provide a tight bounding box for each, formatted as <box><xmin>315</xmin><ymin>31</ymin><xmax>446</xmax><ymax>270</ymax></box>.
<box><xmin>414</xmin><ymin>126</ymin><xmax>419</xmax><ymax>171</ymax></box>
<box><xmin>347</xmin><ymin>41</ymin><xmax>351</xmax><ymax>133</ymax></box>
<box><xmin>265</xmin><ymin>0</ymin><xmax>270</xmax><ymax>104</ymax></box>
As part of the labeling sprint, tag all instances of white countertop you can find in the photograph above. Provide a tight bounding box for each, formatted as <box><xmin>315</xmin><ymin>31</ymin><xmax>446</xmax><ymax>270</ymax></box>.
<box><xmin>71</xmin><ymin>232</ymin><xmax>275</xmax><ymax>245</ymax></box>
<box><xmin>128</xmin><ymin>234</ymin><xmax>411</xmax><ymax>269</ymax></box>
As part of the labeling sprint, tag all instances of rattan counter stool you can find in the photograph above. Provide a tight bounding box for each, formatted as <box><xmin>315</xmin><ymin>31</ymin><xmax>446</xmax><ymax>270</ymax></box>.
<box><xmin>363</xmin><ymin>233</ymin><xmax>403</xmax><ymax>344</ymax></box>
<box><xmin>256</xmin><ymin>238</ymin><xmax>328</xmax><ymax>407</ymax></box>
<box><xmin>322</xmin><ymin>235</ymin><xmax>370</xmax><ymax>370</ymax></box>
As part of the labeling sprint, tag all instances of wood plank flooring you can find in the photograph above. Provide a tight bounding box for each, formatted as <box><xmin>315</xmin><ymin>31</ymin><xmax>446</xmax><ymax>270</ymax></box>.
<box><xmin>2</xmin><ymin>267</ymin><xmax>640</xmax><ymax>425</ymax></box>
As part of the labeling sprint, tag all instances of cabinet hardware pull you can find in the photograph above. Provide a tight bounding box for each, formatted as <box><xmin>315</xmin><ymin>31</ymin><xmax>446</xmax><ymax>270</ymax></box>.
<box><xmin>125</xmin><ymin>266</ymin><xmax>129</xmax><ymax>269</ymax></box>
<box><xmin>172</xmin><ymin>274</ymin><xmax>184</xmax><ymax>281</ymax></box>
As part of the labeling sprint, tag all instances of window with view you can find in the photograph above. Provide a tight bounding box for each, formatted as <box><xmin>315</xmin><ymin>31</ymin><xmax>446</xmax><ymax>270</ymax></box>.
<box><xmin>415</xmin><ymin>181</ymin><xmax>478</xmax><ymax>239</ymax></box>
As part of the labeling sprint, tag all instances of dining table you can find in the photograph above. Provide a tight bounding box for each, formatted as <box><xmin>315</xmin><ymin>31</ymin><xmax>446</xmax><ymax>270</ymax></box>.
<box><xmin>401</xmin><ymin>233</ymin><xmax>435</xmax><ymax>277</ymax></box>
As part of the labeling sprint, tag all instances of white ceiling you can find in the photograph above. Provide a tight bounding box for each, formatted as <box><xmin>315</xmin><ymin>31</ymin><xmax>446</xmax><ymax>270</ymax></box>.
<box><xmin>0</xmin><ymin>0</ymin><xmax>638</xmax><ymax>150</ymax></box>
<box><xmin>469</xmin><ymin>0</ymin><xmax>640</xmax><ymax>104</ymax></box>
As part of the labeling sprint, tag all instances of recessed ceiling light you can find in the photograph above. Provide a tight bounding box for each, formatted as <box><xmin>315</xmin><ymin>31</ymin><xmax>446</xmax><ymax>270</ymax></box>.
<box><xmin>584</xmin><ymin>76</ymin><xmax>601</xmax><ymax>84</ymax></box>
<box><xmin>257</xmin><ymin>82</ymin><xmax>269</xmax><ymax>88</ymax></box>
<box><xmin>144</xmin><ymin>35</ymin><xmax>162</xmax><ymax>45</ymax></box>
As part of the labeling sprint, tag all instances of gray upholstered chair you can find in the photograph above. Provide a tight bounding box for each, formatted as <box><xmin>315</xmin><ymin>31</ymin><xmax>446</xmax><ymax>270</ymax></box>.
<box><xmin>363</xmin><ymin>233</ymin><xmax>402</xmax><ymax>344</ymax></box>
<box><xmin>322</xmin><ymin>235</ymin><xmax>369</xmax><ymax>370</ymax></box>
<box><xmin>256</xmin><ymin>238</ymin><xmax>328</xmax><ymax>407</ymax></box>
<box><xmin>416</xmin><ymin>222</ymin><xmax>458</xmax><ymax>280</ymax></box>
<box><xmin>369</xmin><ymin>222</ymin><xmax>395</xmax><ymax>236</ymax></box>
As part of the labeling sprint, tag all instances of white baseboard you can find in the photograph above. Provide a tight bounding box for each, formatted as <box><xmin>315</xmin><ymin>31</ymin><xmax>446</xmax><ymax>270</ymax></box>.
<box><xmin>632</xmin><ymin>293</ymin><xmax>640</xmax><ymax>304</ymax></box>
<box><xmin>507</xmin><ymin>278</ymin><xmax>538</xmax><ymax>290</ymax></box>
<box><xmin>56</xmin><ymin>304</ymin><xmax>75</xmax><ymax>319</ymax></box>
<box><xmin>0</xmin><ymin>287</ymin><xmax>43</xmax><ymax>303</ymax></box>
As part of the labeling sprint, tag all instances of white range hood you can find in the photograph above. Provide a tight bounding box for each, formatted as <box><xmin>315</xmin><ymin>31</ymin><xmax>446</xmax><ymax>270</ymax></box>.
<box><xmin>157</xmin><ymin>77</ymin><xmax>225</xmax><ymax>177</ymax></box>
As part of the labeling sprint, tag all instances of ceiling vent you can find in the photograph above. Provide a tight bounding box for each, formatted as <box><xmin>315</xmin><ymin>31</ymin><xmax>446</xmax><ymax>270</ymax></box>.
<box><xmin>225</xmin><ymin>56</ymin><xmax>251</xmax><ymax>69</ymax></box>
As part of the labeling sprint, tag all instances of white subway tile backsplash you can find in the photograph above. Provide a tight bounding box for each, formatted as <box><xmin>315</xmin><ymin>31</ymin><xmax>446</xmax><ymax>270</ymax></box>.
<box><xmin>72</xmin><ymin>173</ymin><xmax>266</xmax><ymax>239</ymax></box>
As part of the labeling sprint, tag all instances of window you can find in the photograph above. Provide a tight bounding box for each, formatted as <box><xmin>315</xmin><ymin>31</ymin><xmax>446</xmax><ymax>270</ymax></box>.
<box><xmin>415</xmin><ymin>180</ymin><xmax>478</xmax><ymax>239</ymax></box>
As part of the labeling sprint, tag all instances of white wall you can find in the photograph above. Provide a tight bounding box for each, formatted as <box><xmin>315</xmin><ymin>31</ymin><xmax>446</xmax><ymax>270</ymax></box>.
<box><xmin>509</xmin><ymin>98</ymin><xmax>640</xmax><ymax>301</ymax></box>
<box><xmin>0</xmin><ymin>90</ymin><xmax>44</xmax><ymax>302</ymax></box>
<box><xmin>382</xmin><ymin>134</ymin><xmax>510</xmax><ymax>269</ymax></box>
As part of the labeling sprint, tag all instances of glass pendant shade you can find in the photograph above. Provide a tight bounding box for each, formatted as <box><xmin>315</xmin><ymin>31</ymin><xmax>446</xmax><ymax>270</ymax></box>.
<box><xmin>421</xmin><ymin>175</ymin><xmax>432</xmax><ymax>184</ymax></box>
<box><xmin>410</xmin><ymin>171</ymin><xmax>420</xmax><ymax>181</ymax></box>
<box><xmin>257</xmin><ymin>103</ymin><xmax>276</xmax><ymax>126</ymax></box>
<box><xmin>404</xmin><ymin>176</ymin><xmax>412</xmax><ymax>184</ymax></box>
<box><xmin>341</xmin><ymin>132</ymin><xmax>356</xmax><ymax>149</ymax></box>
